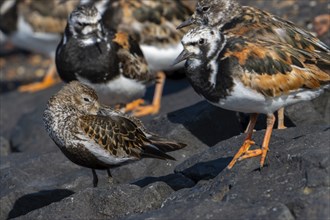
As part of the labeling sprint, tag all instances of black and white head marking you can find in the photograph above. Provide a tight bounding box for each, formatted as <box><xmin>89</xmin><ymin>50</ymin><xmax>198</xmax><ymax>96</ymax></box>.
<box><xmin>182</xmin><ymin>26</ymin><xmax>226</xmax><ymax>60</ymax></box>
<box><xmin>68</xmin><ymin>4</ymin><xmax>105</xmax><ymax>45</ymax></box>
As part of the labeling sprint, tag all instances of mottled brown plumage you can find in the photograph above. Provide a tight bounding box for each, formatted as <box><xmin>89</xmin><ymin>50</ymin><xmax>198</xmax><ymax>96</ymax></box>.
<box><xmin>43</xmin><ymin>81</ymin><xmax>186</xmax><ymax>187</ymax></box>
<box><xmin>113</xmin><ymin>32</ymin><xmax>152</xmax><ymax>82</ymax></box>
<box><xmin>103</xmin><ymin>0</ymin><xmax>195</xmax><ymax>47</ymax></box>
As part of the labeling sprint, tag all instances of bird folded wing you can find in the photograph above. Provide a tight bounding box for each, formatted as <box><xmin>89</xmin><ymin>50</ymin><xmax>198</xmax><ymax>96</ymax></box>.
<box><xmin>113</xmin><ymin>32</ymin><xmax>153</xmax><ymax>82</ymax></box>
<box><xmin>78</xmin><ymin>114</ymin><xmax>148</xmax><ymax>158</ymax></box>
<box><xmin>224</xmin><ymin>39</ymin><xmax>330</xmax><ymax>97</ymax></box>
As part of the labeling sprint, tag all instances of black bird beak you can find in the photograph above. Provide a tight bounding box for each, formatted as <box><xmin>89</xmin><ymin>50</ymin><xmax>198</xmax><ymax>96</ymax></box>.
<box><xmin>177</xmin><ymin>17</ymin><xmax>195</xmax><ymax>29</ymax></box>
<box><xmin>172</xmin><ymin>49</ymin><xmax>191</xmax><ymax>66</ymax></box>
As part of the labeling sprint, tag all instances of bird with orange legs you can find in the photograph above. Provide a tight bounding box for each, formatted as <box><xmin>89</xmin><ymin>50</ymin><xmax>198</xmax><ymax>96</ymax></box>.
<box><xmin>177</xmin><ymin>0</ymin><xmax>330</xmax><ymax>129</ymax></box>
<box><xmin>101</xmin><ymin>0</ymin><xmax>196</xmax><ymax>116</ymax></box>
<box><xmin>174</xmin><ymin>26</ymin><xmax>330</xmax><ymax>169</ymax></box>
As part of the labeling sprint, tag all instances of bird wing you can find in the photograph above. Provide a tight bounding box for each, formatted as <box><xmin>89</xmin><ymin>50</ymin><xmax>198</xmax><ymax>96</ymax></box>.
<box><xmin>103</xmin><ymin>0</ymin><xmax>194</xmax><ymax>45</ymax></box>
<box><xmin>78</xmin><ymin>114</ymin><xmax>175</xmax><ymax>160</ymax></box>
<box><xmin>78</xmin><ymin>114</ymin><xmax>148</xmax><ymax>159</ymax></box>
<box><xmin>112</xmin><ymin>31</ymin><xmax>153</xmax><ymax>82</ymax></box>
<box><xmin>225</xmin><ymin>6</ymin><xmax>329</xmax><ymax>53</ymax></box>
<box><xmin>223</xmin><ymin>36</ymin><xmax>330</xmax><ymax>97</ymax></box>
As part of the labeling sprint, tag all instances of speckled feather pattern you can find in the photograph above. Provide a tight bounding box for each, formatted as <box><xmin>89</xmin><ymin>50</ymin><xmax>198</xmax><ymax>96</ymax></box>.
<box><xmin>43</xmin><ymin>81</ymin><xmax>186</xmax><ymax>170</ymax></box>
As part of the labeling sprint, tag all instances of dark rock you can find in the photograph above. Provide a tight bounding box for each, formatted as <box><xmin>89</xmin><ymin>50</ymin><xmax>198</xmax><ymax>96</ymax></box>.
<box><xmin>9</xmin><ymin>107</ymin><xmax>55</xmax><ymax>153</ymax></box>
<box><xmin>123</xmin><ymin>125</ymin><xmax>330</xmax><ymax>220</ymax></box>
<box><xmin>312</xmin><ymin>90</ymin><xmax>330</xmax><ymax>123</ymax></box>
<box><xmin>16</xmin><ymin>182</ymin><xmax>173</xmax><ymax>220</ymax></box>
<box><xmin>133</xmin><ymin>173</ymin><xmax>195</xmax><ymax>191</ymax></box>
<box><xmin>285</xmin><ymin>100</ymin><xmax>328</xmax><ymax>126</ymax></box>
<box><xmin>0</xmin><ymin>83</ymin><xmax>63</xmax><ymax>139</ymax></box>
<box><xmin>7</xmin><ymin>189</ymin><xmax>74</xmax><ymax>219</ymax></box>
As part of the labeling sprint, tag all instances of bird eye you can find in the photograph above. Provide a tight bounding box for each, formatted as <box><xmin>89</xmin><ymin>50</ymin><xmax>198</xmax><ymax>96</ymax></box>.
<box><xmin>199</xmin><ymin>39</ymin><xmax>205</xmax><ymax>45</ymax></box>
<box><xmin>83</xmin><ymin>97</ymin><xmax>90</xmax><ymax>102</ymax></box>
<box><xmin>202</xmin><ymin>6</ymin><xmax>209</xmax><ymax>12</ymax></box>
<box><xmin>77</xmin><ymin>22</ymin><xmax>83</xmax><ymax>26</ymax></box>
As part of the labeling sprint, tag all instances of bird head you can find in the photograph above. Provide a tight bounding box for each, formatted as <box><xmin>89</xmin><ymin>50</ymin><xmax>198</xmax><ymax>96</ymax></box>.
<box><xmin>55</xmin><ymin>81</ymin><xmax>101</xmax><ymax>115</ymax></box>
<box><xmin>177</xmin><ymin>0</ymin><xmax>242</xmax><ymax>29</ymax></box>
<box><xmin>173</xmin><ymin>26</ymin><xmax>225</xmax><ymax>65</ymax></box>
<box><xmin>68</xmin><ymin>4</ymin><xmax>105</xmax><ymax>45</ymax></box>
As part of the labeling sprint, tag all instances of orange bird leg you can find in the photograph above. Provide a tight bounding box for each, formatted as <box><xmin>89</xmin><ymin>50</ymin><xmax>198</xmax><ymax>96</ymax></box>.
<box><xmin>227</xmin><ymin>113</ymin><xmax>258</xmax><ymax>169</ymax></box>
<box><xmin>131</xmin><ymin>71</ymin><xmax>165</xmax><ymax>117</ymax></box>
<box><xmin>260</xmin><ymin>114</ymin><xmax>275</xmax><ymax>167</ymax></box>
<box><xmin>277</xmin><ymin>107</ymin><xmax>286</xmax><ymax>129</ymax></box>
<box><xmin>18</xmin><ymin>63</ymin><xmax>60</xmax><ymax>92</ymax></box>
<box><xmin>238</xmin><ymin>114</ymin><xmax>275</xmax><ymax>167</ymax></box>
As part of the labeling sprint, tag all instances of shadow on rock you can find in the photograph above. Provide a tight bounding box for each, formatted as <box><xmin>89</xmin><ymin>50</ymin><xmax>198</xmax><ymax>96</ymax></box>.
<box><xmin>132</xmin><ymin>173</ymin><xmax>195</xmax><ymax>191</ymax></box>
<box><xmin>238</xmin><ymin>112</ymin><xmax>295</xmax><ymax>131</ymax></box>
<box><xmin>144</xmin><ymin>78</ymin><xmax>191</xmax><ymax>102</ymax></box>
<box><xmin>7</xmin><ymin>189</ymin><xmax>74</xmax><ymax>219</ymax></box>
<box><xmin>177</xmin><ymin>157</ymin><xmax>233</xmax><ymax>183</ymax></box>
<box><xmin>167</xmin><ymin>101</ymin><xmax>241</xmax><ymax>146</ymax></box>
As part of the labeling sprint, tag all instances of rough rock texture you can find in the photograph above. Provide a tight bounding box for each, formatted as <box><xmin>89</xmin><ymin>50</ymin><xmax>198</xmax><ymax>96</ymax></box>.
<box><xmin>1</xmin><ymin>0</ymin><xmax>330</xmax><ymax>219</ymax></box>
<box><xmin>124</xmin><ymin>125</ymin><xmax>330</xmax><ymax>220</ymax></box>
<box><xmin>1</xmin><ymin>77</ymin><xmax>329</xmax><ymax>219</ymax></box>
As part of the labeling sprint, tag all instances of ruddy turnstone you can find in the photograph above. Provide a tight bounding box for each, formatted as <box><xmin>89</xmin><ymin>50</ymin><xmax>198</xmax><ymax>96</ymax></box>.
<box><xmin>100</xmin><ymin>0</ymin><xmax>196</xmax><ymax>116</ymax></box>
<box><xmin>0</xmin><ymin>0</ymin><xmax>80</xmax><ymax>92</ymax></box>
<box><xmin>43</xmin><ymin>81</ymin><xmax>186</xmax><ymax>187</ymax></box>
<box><xmin>173</xmin><ymin>26</ymin><xmax>330</xmax><ymax>169</ymax></box>
<box><xmin>56</xmin><ymin>4</ymin><xmax>159</xmax><ymax>116</ymax></box>
<box><xmin>0</xmin><ymin>0</ymin><xmax>107</xmax><ymax>93</ymax></box>
<box><xmin>177</xmin><ymin>0</ymin><xmax>330</xmax><ymax>129</ymax></box>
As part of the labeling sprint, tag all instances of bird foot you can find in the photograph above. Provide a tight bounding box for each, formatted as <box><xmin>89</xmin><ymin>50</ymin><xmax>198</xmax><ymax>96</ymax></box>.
<box><xmin>227</xmin><ymin>139</ymin><xmax>255</xmax><ymax>169</ymax></box>
<box><xmin>238</xmin><ymin>148</ymin><xmax>268</xmax><ymax>168</ymax></box>
<box><xmin>18</xmin><ymin>75</ymin><xmax>59</xmax><ymax>92</ymax></box>
<box><xmin>132</xmin><ymin>104</ymin><xmax>160</xmax><ymax>117</ymax></box>
<box><xmin>107</xmin><ymin>177</ymin><xmax>119</xmax><ymax>185</ymax></box>
<box><xmin>277</xmin><ymin>124</ymin><xmax>287</xmax><ymax>130</ymax></box>
<box><xmin>124</xmin><ymin>99</ymin><xmax>145</xmax><ymax>112</ymax></box>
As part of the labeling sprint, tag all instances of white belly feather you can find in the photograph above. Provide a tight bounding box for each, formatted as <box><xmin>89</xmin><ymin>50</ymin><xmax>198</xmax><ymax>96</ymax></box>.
<box><xmin>77</xmin><ymin>75</ymin><xmax>146</xmax><ymax>103</ymax></box>
<box><xmin>211</xmin><ymin>79</ymin><xmax>328</xmax><ymax>114</ymax></box>
<box><xmin>141</xmin><ymin>43</ymin><xmax>184</xmax><ymax>71</ymax></box>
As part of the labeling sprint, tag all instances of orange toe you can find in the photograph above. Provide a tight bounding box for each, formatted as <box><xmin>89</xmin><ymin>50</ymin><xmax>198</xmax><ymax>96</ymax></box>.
<box><xmin>132</xmin><ymin>104</ymin><xmax>160</xmax><ymax>117</ymax></box>
<box><xmin>18</xmin><ymin>64</ymin><xmax>59</xmax><ymax>93</ymax></box>
<box><xmin>238</xmin><ymin>149</ymin><xmax>263</xmax><ymax>161</ymax></box>
<box><xmin>124</xmin><ymin>99</ymin><xmax>145</xmax><ymax>112</ymax></box>
<box><xmin>18</xmin><ymin>75</ymin><xmax>59</xmax><ymax>92</ymax></box>
<box><xmin>227</xmin><ymin>139</ymin><xmax>255</xmax><ymax>169</ymax></box>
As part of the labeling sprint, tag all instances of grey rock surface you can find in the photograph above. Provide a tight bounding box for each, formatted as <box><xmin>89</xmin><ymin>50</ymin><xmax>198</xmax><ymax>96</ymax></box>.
<box><xmin>1</xmin><ymin>79</ymin><xmax>329</xmax><ymax>219</ymax></box>
<box><xmin>125</xmin><ymin>125</ymin><xmax>330</xmax><ymax>220</ymax></box>
<box><xmin>1</xmin><ymin>0</ymin><xmax>330</xmax><ymax>218</ymax></box>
